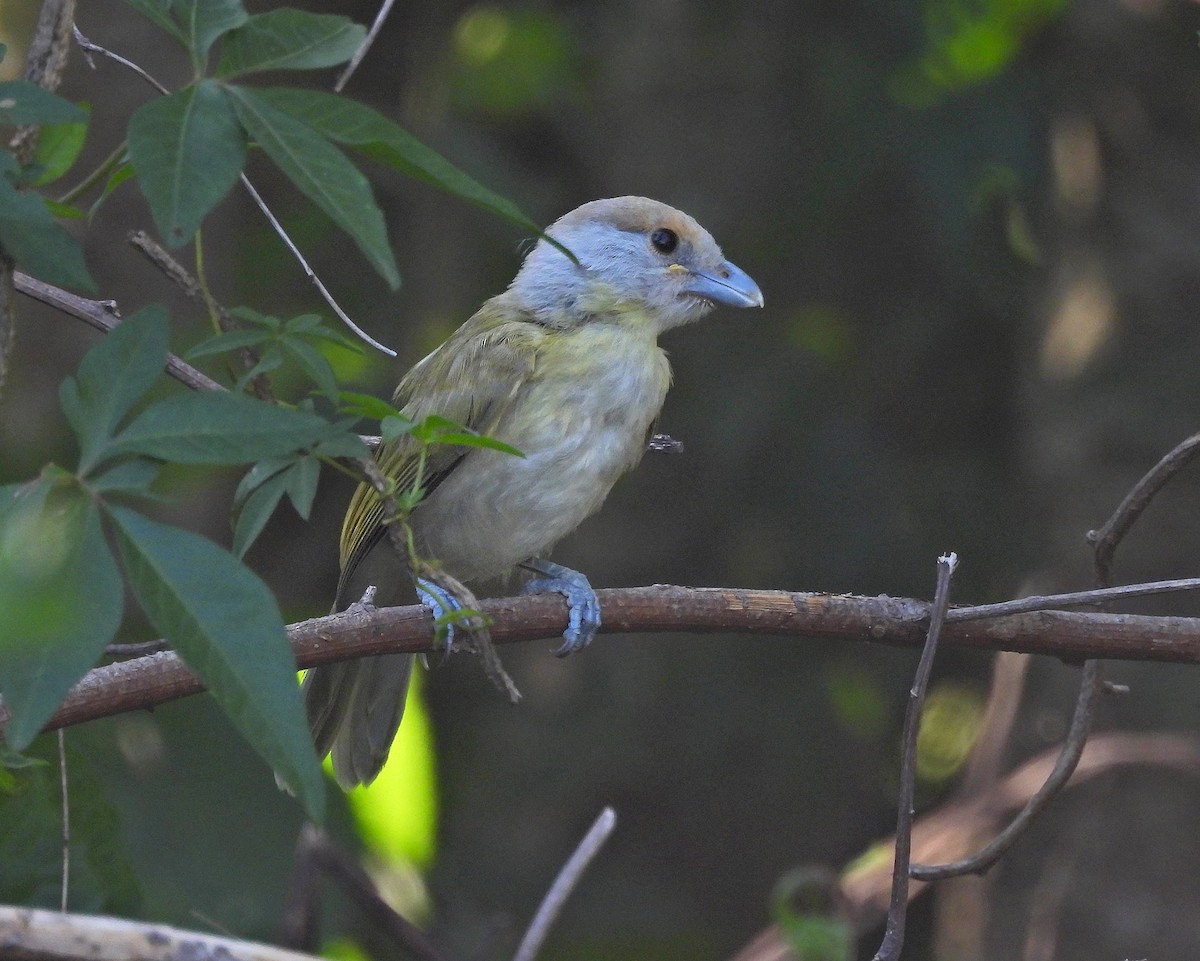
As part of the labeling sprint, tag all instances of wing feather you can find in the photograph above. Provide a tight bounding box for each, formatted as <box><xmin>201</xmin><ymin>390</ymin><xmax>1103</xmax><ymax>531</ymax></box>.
<box><xmin>337</xmin><ymin>295</ymin><xmax>545</xmax><ymax>590</ymax></box>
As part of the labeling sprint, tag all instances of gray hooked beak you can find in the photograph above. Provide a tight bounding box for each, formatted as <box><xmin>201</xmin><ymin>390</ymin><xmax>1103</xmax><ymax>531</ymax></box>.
<box><xmin>684</xmin><ymin>260</ymin><xmax>764</xmax><ymax>309</ymax></box>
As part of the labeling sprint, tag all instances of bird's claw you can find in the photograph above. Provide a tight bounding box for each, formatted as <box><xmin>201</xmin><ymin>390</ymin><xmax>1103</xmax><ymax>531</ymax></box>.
<box><xmin>416</xmin><ymin>576</ymin><xmax>462</xmax><ymax>655</ymax></box>
<box><xmin>521</xmin><ymin>561</ymin><xmax>600</xmax><ymax>656</ymax></box>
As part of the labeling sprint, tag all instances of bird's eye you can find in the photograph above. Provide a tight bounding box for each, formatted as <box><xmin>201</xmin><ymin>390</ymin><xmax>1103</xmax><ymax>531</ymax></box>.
<box><xmin>650</xmin><ymin>228</ymin><xmax>678</xmax><ymax>254</ymax></box>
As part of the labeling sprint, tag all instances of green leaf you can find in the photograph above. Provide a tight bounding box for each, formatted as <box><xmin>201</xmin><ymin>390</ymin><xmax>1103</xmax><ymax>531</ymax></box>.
<box><xmin>186</xmin><ymin>327</ymin><xmax>275</xmax><ymax>359</ymax></box>
<box><xmin>252</xmin><ymin>87</ymin><xmax>559</xmax><ymax>252</ymax></box>
<box><xmin>231</xmin><ymin>466</ymin><xmax>291</xmax><ymax>558</ymax></box>
<box><xmin>123</xmin><ymin>0</ymin><xmax>187</xmax><ymax>46</ymax></box>
<box><xmin>216</xmin><ymin>10</ymin><xmax>365</xmax><ymax>78</ymax></box>
<box><xmin>89</xmin><ymin>162</ymin><xmax>135</xmax><ymax>220</ymax></box>
<box><xmin>88</xmin><ymin>458</ymin><xmax>162</xmax><ymax>496</ymax></box>
<box><xmin>28</xmin><ymin>110</ymin><xmax>90</xmax><ymax>186</ymax></box>
<box><xmin>312</xmin><ymin>429</ymin><xmax>372</xmax><ymax>460</ymax></box>
<box><xmin>282</xmin><ymin>336</ymin><xmax>338</xmax><ymax>398</ymax></box>
<box><xmin>284</xmin><ymin>452</ymin><xmax>320</xmax><ymax>518</ymax></box>
<box><xmin>380</xmin><ymin>413</ymin><xmax>417</xmax><ymax>443</ymax></box>
<box><xmin>107</xmin><ymin>504</ymin><xmax>323</xmax><ymax>818</ymax></box>
<box><xmin>412</xmin><ymin>415</ymin><xmax>524</xmax><ymax>457</ymax></box>
<box><xmin>107</xmin><ymin>390</ymin><xmax>333</xmax><ymax>465</ymax></box>
<box><xmin>59</xmin><ymin>306</ymin><xmax>170</xmax><ymax>474</ymax></box>
<box><xmin>0</xmin><ymin>485</ymin><xmax>123</xmax><ymax>750</ymax></box>
<box><xmin>0</xmin><ymin>176</ymin><xmax>93</xmax><ymax>290</ymax></box>
<box><xmin>175</xmin><ymin>0</ymin><xmax>248</xmax><ymax>64</ymax></box>
<box><xmin>224</xmin><ymin>85</ymin><xmax>399</xmax><ymax>287</ymax></box>
<box><xmin>127</xmin><ymin>80</ymin><xmax>247</xmax><ymax>246</ymax></box>
<box><xmin>0</xmin><ymin>81</ymin><xmax>86</xmax><ymax>125</ymax></box>
<box><xmin>339</xmin><ymin>390</ymin><xmax>401</xmax><ymax>422</ymax></box>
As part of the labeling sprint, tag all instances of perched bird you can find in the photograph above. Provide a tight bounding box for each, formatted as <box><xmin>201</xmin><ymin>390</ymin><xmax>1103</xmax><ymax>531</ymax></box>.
<box><xmin>304</xmin><ymin>196</ymin><xmax>763</xmax><ymax>788</ymax></box>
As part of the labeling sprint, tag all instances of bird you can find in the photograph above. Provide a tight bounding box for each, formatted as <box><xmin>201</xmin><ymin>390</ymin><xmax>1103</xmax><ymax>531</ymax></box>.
<box><xmin>304</xmin><ymin>196</ymin><xmax>763</xmax><ymax>789</ymax></box>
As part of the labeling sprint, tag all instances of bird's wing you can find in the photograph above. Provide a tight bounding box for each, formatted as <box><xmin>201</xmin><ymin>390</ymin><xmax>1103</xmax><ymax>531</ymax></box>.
<box><xmin>337</xmin><ymin>298</ymin><xmax>545</xmax><ymax>589</ymax></box>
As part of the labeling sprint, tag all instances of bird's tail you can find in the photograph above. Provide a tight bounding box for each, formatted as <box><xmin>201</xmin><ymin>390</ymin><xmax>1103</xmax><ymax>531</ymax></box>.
<box><xmin>302</xmin><ymin>652</ymin><xmax>414</xmax><ymax>790</ymax></box>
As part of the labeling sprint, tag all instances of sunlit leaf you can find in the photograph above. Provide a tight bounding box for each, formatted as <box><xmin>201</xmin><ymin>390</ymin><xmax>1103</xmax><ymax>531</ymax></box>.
<box><xmin>28</xmin><ymin>110</ymin><xmax>90</xmax><ymax>186</ymax></box>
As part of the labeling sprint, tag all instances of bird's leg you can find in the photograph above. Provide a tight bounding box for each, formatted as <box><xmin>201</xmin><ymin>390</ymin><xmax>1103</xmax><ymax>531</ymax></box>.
<box><xmin>414</xmin><ymin>576</ymin><xmax>462</xmax><ymax>655</ymax></box>
<box><xmin>520</xmin><ymin>558</ymin><xmax>601</xmax><ymax>656</ymax></box>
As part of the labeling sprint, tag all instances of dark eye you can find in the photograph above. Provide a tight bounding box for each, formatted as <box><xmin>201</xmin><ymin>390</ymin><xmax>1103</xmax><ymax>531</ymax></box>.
<box><xmin>650</xmin><ymin>228</ymin><xmax>678</xmax><ymax>254</ymax></box>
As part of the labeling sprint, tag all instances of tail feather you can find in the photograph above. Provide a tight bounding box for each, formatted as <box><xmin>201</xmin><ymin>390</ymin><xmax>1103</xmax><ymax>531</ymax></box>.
<box><xmin>303</xmin><ymin>653</ymin><xmax>414</xmax><ymax>789</ymax></box>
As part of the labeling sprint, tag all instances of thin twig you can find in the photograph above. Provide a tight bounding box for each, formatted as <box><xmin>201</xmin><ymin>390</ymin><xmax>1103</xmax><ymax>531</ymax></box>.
<box><xmin>73</xmin><ymin>25</ymin><xmax>169</xmax><ymax>95</ymax></box>
<box><xmin>71</xmin><ymin>26</ymin><xmax>394</xmax><ymax>358</ymax></box>
<box><xmin>873</xmin><ymin>552</ymin><xmax>958</xmax><ymax>961</ymax></box>
<box><xmin>1088</xmin><ymin>429</ymin><xmax>1200</xmax><ymax>585</ymax></box>
<box><xmin>13</xmin><ymin>270</ymin><xmax>224</xmax><ymax>393</ymax></box>
<box><xmin>57</xmin><ymin>729</ymin><xmax>69</xmax><ymax>912</ymax></box>
<box><xmin>280</xmin><ymin>824</ymin><xmax>444</xmax><ymax>960</ymax></box>
<box><xmin>334</xmin><ymin>0</ymin><xmax>398</xmax><ymax>92</ymax></box>
<box><xmin>127</xmin><ymin>231</ymin><xmax>275</xmax><ymax>401</ymax></box>
<box><xmin>237</xmin><ymin>176</ymin><xmax>396</xmax><ymax>357</ymax></box>
<box><xmin>909</xmin><ymin>659</ymin><xmax>1102</xmax><ymax>880</ymax></box>
<box><xmin>948</xmin><ymin>576</ymin><xmax>1200</xmax><ymax>622</ymax></box>
<box><xmin>511</xmin><ymin>807</ymin><xmax>618</xmax><ymax>961</ymax></box>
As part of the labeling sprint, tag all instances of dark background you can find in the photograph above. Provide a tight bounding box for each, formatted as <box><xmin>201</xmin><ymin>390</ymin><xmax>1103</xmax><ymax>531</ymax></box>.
<box><xmin>4</xmin><ymin>0</ymin><xmax>1200</xmax><ymax>958</ymax></box>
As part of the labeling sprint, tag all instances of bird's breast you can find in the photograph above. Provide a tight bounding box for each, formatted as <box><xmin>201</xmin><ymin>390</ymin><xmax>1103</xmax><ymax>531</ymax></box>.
<box><xmin>413</xmin><ymin>323</ymin><xmax>671</xmax><ymax>581</ymax></box>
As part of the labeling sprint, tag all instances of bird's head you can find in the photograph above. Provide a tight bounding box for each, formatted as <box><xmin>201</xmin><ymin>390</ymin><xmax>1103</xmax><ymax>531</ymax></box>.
<box><xmin>511</xmin><ymin>196</ymin><xmax>763</xmax><ymax>333</ymax></box>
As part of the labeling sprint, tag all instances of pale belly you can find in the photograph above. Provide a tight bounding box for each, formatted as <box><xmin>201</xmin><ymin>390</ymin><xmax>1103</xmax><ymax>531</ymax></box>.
<box><xmin>412</xmin><ymin>331</ymin><xmax>670</xmax><ymax>582</ymax></box>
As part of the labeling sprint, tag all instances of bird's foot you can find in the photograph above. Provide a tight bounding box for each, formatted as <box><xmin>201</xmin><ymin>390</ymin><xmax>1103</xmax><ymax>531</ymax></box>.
<box><xmin>415</xmin><ymin>576</ymin><xmax>463</xmax><ymax>655</ymax></box>
<box><xmin>521</xmin><ymin>559</ymin><xmax>600</xmax><ymax>656</ymax></box>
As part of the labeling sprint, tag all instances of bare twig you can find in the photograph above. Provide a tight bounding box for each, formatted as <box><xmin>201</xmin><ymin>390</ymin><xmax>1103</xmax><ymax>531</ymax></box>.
<box><xmin>57</xmin><ymin>729</ymin><xmax>69</xmax><ymax>912</ymax></box>
<box><xmin>727</xmin><ymin>731</ymin><xmax>1200</xmax><ymax>961</ymax></box>
<box><xmin>73</xmin><ymin>25</ymin><xmax>169</xmax><ymax>95</ymax></box>
<box><xmin>512</xmin><ymin>807</ymin><xmax>617</xmax><ymax>961</ymax></box>
<box><xmin>1088</xmin><ymin>429</ymin><xmax>1200</xmax><ymax>585</ymax></box>
<box><xmin>280</xmin><ymin>824</ymin><xmax>444</xmax><ymax>960</ymax></box>
<box><xmin>127</xmin><ymin>231</ymin><xmax>276</xmax><ymax>401</ymax></box>
<box><xmin>873</xmin><ymin>553</ymin><xmax>958</xmax><ymax>961</ymax></box>
<box><xmin>334</xmin><ymin>0</ymin><xmax>398</xmax><ymax>92</ymax></box>
<box><xmin>947</xmin><ymin>576</ymin><xmax>1200</xmax><ymax>621</ymax></box>
<box><xmin>910</xmin><ymin>659</ymin><xmax>1102</xmax><ymax>880</ymax></box>
<box><xmin>70</xmin><ymin>27</ymin><xmax>393</xmax><ymax>358</ymax></box>
<box><xmin>237</xmin><ymin>176</ymin><xmax>395</xmax><ymax>357</ymax></box>
<box><xmin>13</xmin><ymin>270</ymin><xmax>225</xmax><ymax>392</ymax></box>
<box><xmin>0</xmin><ymin>905</ymin><xmax>326</xmax><ymax>961</ymax></box>
<box><xmin>12</xmin><ymin>583</ymin><xmax>1200</xmax><ymax>737</ymax></box>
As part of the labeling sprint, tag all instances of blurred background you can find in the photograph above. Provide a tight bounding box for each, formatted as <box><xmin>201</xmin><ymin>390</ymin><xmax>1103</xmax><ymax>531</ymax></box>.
<box><xmin>4</xmin><ymin>0</ymin><xmax>1200</xmax><ymax>958</ymax></box>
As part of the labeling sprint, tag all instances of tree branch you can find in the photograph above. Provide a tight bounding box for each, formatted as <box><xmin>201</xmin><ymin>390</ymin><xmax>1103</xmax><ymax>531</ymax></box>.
<box><xmin>8</xmin><ymin>584</ymin><xmax>1200</xmax><ymax>738</ymax></box>
<box><xmin>0</xmin><ymin>905</ymin><xmax>324</xmax><ymax>961</ymax></box>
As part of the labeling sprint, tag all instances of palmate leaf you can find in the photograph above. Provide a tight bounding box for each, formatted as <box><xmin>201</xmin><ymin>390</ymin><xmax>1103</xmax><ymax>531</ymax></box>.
<box><xmin>59</xmin><ymin>306</ymin><xmax>170</xmax><ymax>474</ymax></box>
<box><xmin>0</xmin><ymin>483</ymin><xmax>123</xmax><ymax>750</ymax></box>
<box><xmin>252</xmin><ymin>86</ymin><xmax>557</xmax><ymax>248</ymax></box>
<box><xmin>127</xmin><ymin>80</ymin><xmax>247</xmax><ymax>246</ymax></box>
<box><xmin>225</xmin><ymin>85</ymin><xmax>399</xmax><ymax>287</ymax></box>
<box><xmin>104</xmin><ymin>390</ymin><xmax>333</xmax><ymax>466</ymax></box>
<box><xmin>107</xmin><ymin>504</ymin><xmax>324</xmax><ymax>819</ymax></box>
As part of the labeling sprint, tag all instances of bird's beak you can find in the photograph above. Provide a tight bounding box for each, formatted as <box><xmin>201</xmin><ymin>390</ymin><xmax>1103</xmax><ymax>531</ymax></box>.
<box><xmin>684</xmin><ymin>260</ymin><xmax>764</xmax><ymax>309</ymax></box>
